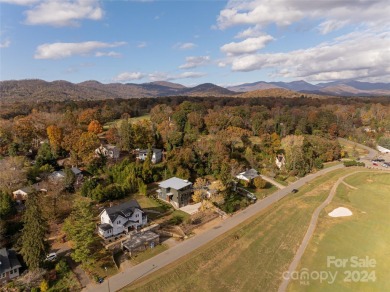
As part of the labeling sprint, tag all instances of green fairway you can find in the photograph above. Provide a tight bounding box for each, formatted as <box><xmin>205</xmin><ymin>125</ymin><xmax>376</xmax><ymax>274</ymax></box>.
<box><xmin>122</xmin><ymin>168</ymin><xmax>362</xmax><ymax>292</ymax></box>
<box><xmin>288</xmin><ymin>172</ymin><xmax>390</xmax><ymax>292</ymax></box>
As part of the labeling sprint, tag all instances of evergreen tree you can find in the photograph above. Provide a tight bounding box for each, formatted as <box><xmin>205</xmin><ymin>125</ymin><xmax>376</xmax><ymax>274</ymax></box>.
<box><xmin>19</xmin><ymin>193</ymin><xmax>48</xmax><ymax>270</ymax></box>
<box><xmin>0</xmin><ymin>191</ymin><xmax>15</xmax><ymax>218</ymax></box>
<box><xmin>63</xmin><ymin>199</ymin><xmax>96</xmax><ymax>270</ymax></box>
<box><xmin>0</xmin><ymin>220</ymin><xmax>6</xmax><ymax>248</ymax></box>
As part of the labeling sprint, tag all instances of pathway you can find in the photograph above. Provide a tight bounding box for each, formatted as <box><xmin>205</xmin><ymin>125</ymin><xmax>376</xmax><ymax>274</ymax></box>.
<box><xmin>277</xmin><ymin>169</ymin><xmax>390</xmax><ymax>292</ymax></box>
<box><xmin>260</xmin><ymin>174</ymin><xmax>286</xmax><ymax>189</ymax></box>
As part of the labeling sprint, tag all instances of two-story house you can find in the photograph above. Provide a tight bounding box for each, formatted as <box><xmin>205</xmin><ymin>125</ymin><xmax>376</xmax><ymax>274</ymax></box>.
<box><xmin>95</xmin><ymin>144</ymin><xmax>120</xmax><ymax>159</ymax></box>
<box><xmin>98</xmin><ymin>200</ymin><xmax>147</xmax><ymax>239</ymax></box>
<box><xmin>0</xmin><ymin>248</ymin><xmax>22</xmax><ymax>286</ymax></box>
<box><xmin>136</xmin><ymin>148</ymin><xmax>162</xmax><ymax>164</ymax></box>
<box><xmin>156</xmin><ymin>177</ymin><xmax>193</xmax><ymax>208</ymax></box>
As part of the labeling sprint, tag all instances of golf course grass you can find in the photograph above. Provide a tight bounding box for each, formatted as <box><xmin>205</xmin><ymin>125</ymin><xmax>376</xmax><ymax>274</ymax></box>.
<box><xmin>122</xmin><ymin>168</ymin><xmax>365</xmax><ymax>292</ymax></box>
<box><xmin>288</xmin><ymin>171</ymin><xmax>390</xmax><ymax>292</ymax></box>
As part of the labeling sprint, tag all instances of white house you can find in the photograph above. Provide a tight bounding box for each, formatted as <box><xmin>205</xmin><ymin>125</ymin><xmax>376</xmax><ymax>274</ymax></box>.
<box><xmin>12</xmin><ymin>183</ymin><xmax>46</xmax><ymax>201</ymax></box>
<box><xmin>95</xmin><ymin>144</ymin><xmax>120</xmax><ymax>159</ymax></box>
<box><xmin>0</xmin><ymin>248</ymin><xmax>22</xmax><ymax>285</ymax></box>
<box><xmin>236</xmin><ymin>168</ymin><xmax>259</xmax><ymax>182</ymax></box>
<box><xmin>275</xmin><ymin>154</ymin><xmax>286</xmax><ymax>169</ymax></box>
<box><xmin>98</xmin><ymin>200</ymin><xmax>147</xmax><ymax>239</ymax></box>
<box><xmin>136</xmin><ymin>148</ymin><xmax>162</xmax><ymax>164</ymax></box>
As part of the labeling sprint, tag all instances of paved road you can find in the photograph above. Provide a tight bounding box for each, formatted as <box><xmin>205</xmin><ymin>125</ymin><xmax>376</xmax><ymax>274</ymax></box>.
<box><xmin>84</xmin><ymin>164</ymin><xmax>344</xmax><ymax>292</ymax></box>
<box><xmin>338</xmin><ymin>137</ymin><xmax>378</xmax><ymax>159</ymax></box>
<box><xmin>278</xmin><ymin>171</ymin><xmax>360</xmax><ymax>292</ymax></box>
<box><xmin>260</xmin><ymin>174</ymin><xmax>286</xmax><ymax>189</ymax></box>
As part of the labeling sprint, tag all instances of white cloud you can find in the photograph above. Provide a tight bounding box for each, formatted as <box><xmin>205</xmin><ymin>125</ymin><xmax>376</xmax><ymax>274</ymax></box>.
<box><xmin>0</xmin><ymin>39</ymin><xmax>11</xmax><ymax>48</ymax></box>
<box><xmin>217</xmin><ymin>0</ymin><xmax>390</xmax><ymax>32</ymax></box>
<box><xmin>137</xmin><ymin>41</ymin><xmax>147</xmax><ymax>48</ymax></box>
<box><xmin>25</xmin><ymin>0</ymin><xmax>104</xmax><ymax>27</ymax></box>
<box><xmin>228</xmin><ymin>31</ymin><xmax>390</xmax><ymax>82</ymax></box>
<box><xmin>34</xmin><ymin>41</ymin><xmax>126</xmax><ymax>59</ymax></box>
<box><xmin>179</xmin><ymin>56</ymin><xmax>210</xmax><ymax>69</ymax></box>
<box><xmin>0</xmin><ymin>0</ymin><xmax>39</xmax><ymax>5</ymax></box>
<box><xmin>113</xmin><ymin>72</ymin><xmax>146</xmax><ymax>82</ymax></box>
<box><xmin>173</xmin><ymin>42</ymin><xmax>196</xmax><ymax>50</ymax></box>
<box><xmin>235</xmin><ymin>25</ymin><xmax>264</xmax><ymax>39</ymax></box>
<box><xmin>114</xmin><ymin>71</ymin><xmax>206</xmax><ymax>83</ymax></box>
<box><xmin>221</xmin><ymin>35</ymin><xmax>274</xmax><ymax>56</ymax></box>
<box><xmin>95</xmin><ymin>51</ymin><xmax>121</xmax><ymax>57</ymax></box>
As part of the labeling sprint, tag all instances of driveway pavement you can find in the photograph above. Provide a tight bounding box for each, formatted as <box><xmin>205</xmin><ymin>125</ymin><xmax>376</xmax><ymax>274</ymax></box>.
<box><xmin>260</xmin><ymin>174</ymin><xmax>286</xmax><ymax>189</ymax></box>
<box><xmin>83</xmin><ymin>164</ymin><xmax>344</xmax><ymax>292</ymax></box>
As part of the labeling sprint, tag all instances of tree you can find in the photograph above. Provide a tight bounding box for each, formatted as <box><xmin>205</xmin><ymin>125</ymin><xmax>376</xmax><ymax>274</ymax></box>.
<box><xmin>63</xmin><ymin>199</ymin><xmax>96</xmax><ymax>270</ymax></box>
<box><xmin>87</xmin><ymin>120</ymin><xmax>103</xmax><ymax>134</ymax></box>
<box><xmin>192</xmin><ymin>178</ymin><xmax>208</xmax><ymax>203</ymax></box>
<box><xmin>35</xmin><ymin>142</ymin><xmax>57</xmax><ymax>167</ymax></box>
<box><xmin>40</xmin><ymin>280</ymin><xmax>49</xmax><ymax>292</ymax></box>
<box><xmin>0</xmin><ymin>191</ymin><xmax>15</xmax><ymax>218</ymax></box>
<box><xmin>253</xmin><ymin>176</ymin><xmax>267</xmax><ymax>189</ymax></box>
<box><xmin>47</xmin><ymin>125</ymin><xmax>63</xmax><ymax>154</ymax></box>
<box><xmin>0</xmin><ymin>220</ymin><xmax>6</xmax><ymax>248</ymax></box>
<box><xmin>19</xmin><ymin>193</ymin><xmax>48</xmax><ymax>270</ymax></box>
<box><xmin>76</xmin><ymin>132</ymin><xmax>100</xmax><ymax>164</ymax></box>
<box><xmin>64</xmin><ymin>167</ymin><xmax>76</xmax><ymax>191</ymax></box>
<box><xmin>0</xmin><ymin>156</ymin><xmax>27</xmax><ymax>192</ymax></box>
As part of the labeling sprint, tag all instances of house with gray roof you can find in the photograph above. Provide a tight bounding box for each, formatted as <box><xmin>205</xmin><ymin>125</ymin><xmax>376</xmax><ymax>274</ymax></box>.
<box><xmin>236</xmin><ymin>168</ymin><xmax>259</xmax><ymax>182</ymax></box>
<box><xmin>136</xmin><ymin>148</ymin><xmax>162</xmax><ymax>164</ymax></box>
<box><xmin>156</xmin><ymin>177</ymin><xmax>193</xmax><ymax>208</ymax></box>
<box><xmin>98</xmin><ymin>200</ymin><xmax>147</xmax><ymax>239</ymax></box>
<box><xmin>0</xmin><ymin>248</ymin><xmax>22</xmax><ymax>285</ymax></box>
<box><xmin>95</xmin><ymin>144</ymin><xmax>120</xmax><ymax>159</ymax></box>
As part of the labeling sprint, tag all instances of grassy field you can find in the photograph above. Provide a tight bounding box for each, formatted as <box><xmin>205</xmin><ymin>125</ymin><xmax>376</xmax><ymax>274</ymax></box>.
<box><xmin>323</xmin><ymin>161</ymin><xmax>342</xmax><ymax>169</ymax></box>
<box><xmin>103</xmin><ymin>115</ymin><xmax>151</xmax><ymax>129</ymax></box>
<box><xmin>122</xmin><ymin>168</ymin><xmax>360</xmax><ymax>292</ymax></box>
<box><xmin>130</xmin><ymin>244</ymin><xmax>169</xmax><ymax>265</ymax></box>
<box><xmin>288</xmin><ymin>172</ymin><xmax>390</xmax><ymax>292</ymax></box>
<box><xmin>338</xmin><ymin>139</ymin><xmax>369</xmax><ymax>159</ymax></box>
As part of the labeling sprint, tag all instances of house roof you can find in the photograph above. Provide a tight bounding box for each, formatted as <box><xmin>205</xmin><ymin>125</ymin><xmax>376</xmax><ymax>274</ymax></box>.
<box><xmin>0</xmin><ymin>248</ymin><xmax>22</xmax><ymax>274</ymax></box>
<box><xmin>158</xmin><ymin>177</ymin><xmax>192</xmax><ymax>190</ymax></box>
<box><xmin>122</xmin><ymin>231</ymin><xmax>159</xmax><ymax>251</ymax></box>
<box><xmin>71</xmin><ymin>167</ymin><xmax>82</xmax><ymax>175</ymax></box>
<box><xmin>237</xmin><ymin>168</ymin><xmax>259</xmax><ymax>180</ymax></box>
<box><xmin>98</xmin><ymin>223</ymin><xmax>113</xmax><ymax>231</ymax></box>
<box><xmin>103</xmin><ymin>200</ymin><xmax>143</xmax><ymax>222</ymax></box>
<box><xmin>50</xmin><ymin>170</ymin><xmax>65</xmax><ymax>179</ymax></box>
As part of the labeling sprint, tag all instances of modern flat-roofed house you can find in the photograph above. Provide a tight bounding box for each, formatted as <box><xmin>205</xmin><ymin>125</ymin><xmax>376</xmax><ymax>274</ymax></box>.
<box><xmin>236</xmin><ymin>168</ymin><xmax>259</xmax><ymax>182</ymax></box>
<box><xmin>157</xmin><ymin>177</ymin><xmax>193</xmax><ymax>208</ymax></box>
<box><xmin>95</xmin><ymin>144</ymin><xmax>120</xmax><ymax>159</ymax></box>
<box><xmin>0</xmin><ymin>248</ymin><xmax>22</xmax><ymax>285</ymax></box>
<box><xmin>136</xmin><ymin>148</ymin><xmax>162</xmax><ymax>164</ymax></box>
<box><xmin>98</xmin><ymin>200</ymin><xmax>147</xmax><ymax>239</ymax></box>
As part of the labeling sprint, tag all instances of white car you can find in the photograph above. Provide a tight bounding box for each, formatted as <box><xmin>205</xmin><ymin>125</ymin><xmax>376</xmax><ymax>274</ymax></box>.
<box><xmin>45</xmin><ymin>252</ymin><xmax>57</xmax><ymax>262</ymax></box>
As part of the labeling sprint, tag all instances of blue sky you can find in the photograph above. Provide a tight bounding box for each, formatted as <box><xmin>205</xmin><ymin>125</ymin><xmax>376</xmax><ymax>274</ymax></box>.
<box><xmin>0</xmin><ymin>0</ymin><xmax>389</xmax><ymax>86</ymax></box>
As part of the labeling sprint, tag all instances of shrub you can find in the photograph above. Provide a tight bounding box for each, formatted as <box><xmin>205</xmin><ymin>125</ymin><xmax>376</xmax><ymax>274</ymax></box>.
<box><xmin>169</xmin><ymin>215</ymin><xmax>183</xmax><ymax>225</ymax></box>
<box><xmin>253</xmin><ymin>177</ymin><xmax>267</xmax><ymax>189</ymax></box>
<box><xmin>344</xmin><ymin>160</ymin><xmax>365</xmax><ymax>167</ymax></box>
<box><xmin>55</xmin><ymin>260</ymin><xmax>69</xmax><ymax>275</ymax></box>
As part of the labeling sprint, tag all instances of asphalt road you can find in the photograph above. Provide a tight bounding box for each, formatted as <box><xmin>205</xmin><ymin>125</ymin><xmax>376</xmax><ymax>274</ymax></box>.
<box><xmin>84</xmin><ymin>163</ymin><xmax>344</xmax><ymax>292</ymax></box>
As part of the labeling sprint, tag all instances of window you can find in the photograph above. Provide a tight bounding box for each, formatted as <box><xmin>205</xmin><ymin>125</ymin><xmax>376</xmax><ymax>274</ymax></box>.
<box><xmin>14</xmin><ymin>269</ymin><xmax>17</xmax><ymax>273</ymax></box>
<box><xmin>117</xmin><ymin>220</ymin><xmax>121</xmax><ymax>224</ymax></box>
<box><xmin>135</xmin><ymin>214</ymin><xmax>139</xmax><ymax>218</ymax></box>
<box><xmin>10</xmin><ymin>270</ymin><xmax>13</xmax><ymax>274</ymax></box>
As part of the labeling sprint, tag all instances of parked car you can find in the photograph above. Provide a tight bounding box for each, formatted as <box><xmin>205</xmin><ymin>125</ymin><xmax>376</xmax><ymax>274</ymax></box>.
<box><xmin>45</xmin><ymin>252</ymin><xmax>57</xmax><ymax>262</ymax></box>
<box><xmin>373</xmin><ymin>163</ymin><xmax>378</xmax><ymax>166</ymax></box>
<box><xmin>382</xmin><ymin>163</ymin><xmax>389</xmax><ymax>168</ymax></box>
<box><xmin>291</xmin><ymin>189</ymin><xmax>298</xmax><ymax>193</ymax></box>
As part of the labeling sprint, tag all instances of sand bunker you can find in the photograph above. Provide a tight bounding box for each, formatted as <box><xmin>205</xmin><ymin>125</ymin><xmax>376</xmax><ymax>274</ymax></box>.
<box><xmin>328</xmin><ymin>207</ymin><xmax>353</xmax><ymax>217</ymax></box>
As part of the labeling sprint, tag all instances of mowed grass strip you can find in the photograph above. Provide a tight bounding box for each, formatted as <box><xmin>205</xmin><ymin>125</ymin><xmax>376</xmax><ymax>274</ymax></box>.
<box><xmin>288</xmin><ymin>172</ymin><xmax>390</xmax><ymax>292</ymax></box>
<box><xmin>123</xmin><ymin>168</ymin><xmax>356</xmax><ymax>292</ymax></box>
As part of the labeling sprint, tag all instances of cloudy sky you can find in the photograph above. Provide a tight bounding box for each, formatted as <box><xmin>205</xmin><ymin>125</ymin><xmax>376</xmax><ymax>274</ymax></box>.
<box><xmin>0</xmin><ymin>0</ymin><xmax>389</xmax><ymax>85</ymax></box>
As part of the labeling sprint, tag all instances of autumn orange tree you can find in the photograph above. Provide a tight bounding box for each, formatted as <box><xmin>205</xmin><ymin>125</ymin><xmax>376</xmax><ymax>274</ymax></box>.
<box><xmin>47</xmin><ymin>125</ymin><xmax>63</xmax><ymax>154</ymax></box>
<box><xmin>87</xmin><ymin>120</ymin><xmax>103</xmax><ymax>134</ymax></box>
<box><xmin>76</xmin><ymin>132</ymin><xmax>100</xmax><ymax>164</ymax></box>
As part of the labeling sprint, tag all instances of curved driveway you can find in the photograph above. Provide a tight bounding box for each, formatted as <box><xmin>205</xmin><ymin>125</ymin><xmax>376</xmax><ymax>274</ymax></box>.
<box><xmin>84</xmin><ymin>164</ymin><xmax>344</xmax><ymax>292</ymax></box>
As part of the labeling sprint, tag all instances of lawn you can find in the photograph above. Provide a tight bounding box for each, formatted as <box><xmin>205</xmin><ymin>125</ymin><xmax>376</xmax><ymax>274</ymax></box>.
<box><xmin>323</xmin><ymin>161</ymin><xmax>342</xmax><ymax>169</ymax></box>
<box><xmin>122</xmin><ymin>168</ymin><xmax>358</xmax><ymax>292</ymax></box>
<box><xmin>338</xmin><ymin>138</ymin><xmax>369</xmax><ymax>159</ymax></box>
<box><xmin>103</xmin><ymin>115</ymin><xmax>151</xmax><ymax>130</ymax></box>
<box><xmin>288</xmin><ymin>171</ymin><xmax>390</xmax><ymax>292</ymax></box>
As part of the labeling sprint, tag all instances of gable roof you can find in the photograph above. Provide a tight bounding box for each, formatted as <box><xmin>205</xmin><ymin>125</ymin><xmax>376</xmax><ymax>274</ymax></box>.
<box><xmin>103</xmin><ymin>200</ymin><xmax>142</xmax><ymax>222</ymax></box>
<box><xmin>238</xmin><ymin>168</ymin><xmax>259</xmax><ymax>180</ymax></box>
<box><xmin>158</xmin><ymin>177</ymin><xmax>192</xmax><ymax>190</ymax></box>
<box><xmin>71</xmin><ymin>167</ymin><xmax>82</xmax><ymax>175</ymax></box>
<box><xmin>0</xmin><ymin>248</ymin><xmax>21</xmax><ymax>274</ymax></box>
<box><xmin>138</xmin><ymin>148</ymin><xmax>162</xmax><ymax>155</ymax></box>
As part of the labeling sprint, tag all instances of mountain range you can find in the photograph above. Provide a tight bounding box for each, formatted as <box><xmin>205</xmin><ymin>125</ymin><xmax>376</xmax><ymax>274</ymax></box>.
<box><xmin>227</xmin><ymin>80</ymin><xmax>390</xmax><ymax>96</ymax></box>
<box><xmin>1</xmin><ymin>79</ymin><xmax>389</xmax><ymax>103</ymax></box>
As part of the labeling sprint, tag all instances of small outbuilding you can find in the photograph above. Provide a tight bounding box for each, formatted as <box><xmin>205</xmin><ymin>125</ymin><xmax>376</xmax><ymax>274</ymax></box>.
<box><xmin>121</xmin><ymin>231</ymin><xmax>160</xmax><ymax>256</ymax></box>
